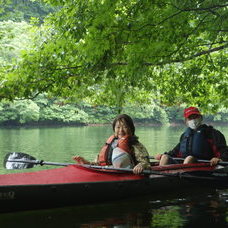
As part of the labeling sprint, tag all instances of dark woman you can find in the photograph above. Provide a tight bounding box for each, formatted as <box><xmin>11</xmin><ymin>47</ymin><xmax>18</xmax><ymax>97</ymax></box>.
<box><xmin>73</xmin><ymin>114</ymin><xmax>150</xmax><ymax>174</ymax></box>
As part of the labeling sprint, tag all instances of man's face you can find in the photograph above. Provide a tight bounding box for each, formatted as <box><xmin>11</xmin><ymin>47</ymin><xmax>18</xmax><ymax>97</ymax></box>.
<box><xmin>185</xmin><ymin>114</ymin><xmax>202</xmax><ymax>129</ymax></box>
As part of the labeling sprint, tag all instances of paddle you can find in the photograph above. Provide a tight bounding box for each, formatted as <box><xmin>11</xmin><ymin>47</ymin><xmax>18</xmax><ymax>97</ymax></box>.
<box><xmin>147</xmin><ymin>156</ymin><xmax>228</xmax><ymax>166</ymax></box>
<box><xmin>4</xmin><ymin>152</ymin><xmax>74</xmax><ymax>169</ymax></box>
<box><xmin>3</xmin><ymin>152</ymin><xmax>187</xmax><ymax>177</ymax></box>
<box><xmin>4</xmin><ymin>152</ymin><xmax>227</xmax><ymax>180</ymax></box>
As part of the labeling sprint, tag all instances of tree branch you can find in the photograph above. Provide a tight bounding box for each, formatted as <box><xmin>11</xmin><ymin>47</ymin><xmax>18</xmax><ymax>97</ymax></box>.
<box><xmin>176</xmin><ymin>4</ymin><xmax>228</xmax><ymax>12</ymax></box>
<box><xmin>184</xmin><ymin>44</ymin><xmax>227</xmax><ymax>60</ymax></box>
<box><xmin>36</xmin><ymin>44</ymin><xmax>227</xmax><ymax>71</ymax></box>
<box><xmin>165</xmin><ymin>13</ymin><xmax>209</xmax><ymax>59</ymax></box>
<box><xmin>112</xmin><ymin>44</ymin><xmax>228</xmax><ymax>66</ymax></box>
<box><xmin>127</xmin><ymin>10</ymin><xmax>183</xmax><ymax>31</ymax></box>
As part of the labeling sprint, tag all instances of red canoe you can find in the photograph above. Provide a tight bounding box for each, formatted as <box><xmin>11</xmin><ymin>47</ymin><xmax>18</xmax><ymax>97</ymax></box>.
<box><xmin>0</xmin><ymin>163</ymin><xmax>227</xmax><ymax>212</ymax></box>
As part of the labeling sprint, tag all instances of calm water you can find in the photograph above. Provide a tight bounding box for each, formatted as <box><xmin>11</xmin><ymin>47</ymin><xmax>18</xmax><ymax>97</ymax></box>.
<box><xmin>0</xmin><ymin>125</ymin><xmax>228</xmax><ymax>227</ymax></box>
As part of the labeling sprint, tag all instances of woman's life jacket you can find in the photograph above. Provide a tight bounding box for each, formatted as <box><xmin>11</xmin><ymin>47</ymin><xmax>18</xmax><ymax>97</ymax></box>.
<box><xmin>179</xmin><ymin>127</ymin><xmax>214</xmax><ymax>159</ymax></box>
<box><xmin>98</xmin><ymin>135</ymin><xmax>135</xmax><ymax>166</ymax></box>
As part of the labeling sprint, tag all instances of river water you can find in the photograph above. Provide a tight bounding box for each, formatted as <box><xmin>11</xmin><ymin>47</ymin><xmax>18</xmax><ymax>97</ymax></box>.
<box><xmin>0</xmin><ymin>125</ymin><xmax>228</xmax><ymax>227</ymax></box>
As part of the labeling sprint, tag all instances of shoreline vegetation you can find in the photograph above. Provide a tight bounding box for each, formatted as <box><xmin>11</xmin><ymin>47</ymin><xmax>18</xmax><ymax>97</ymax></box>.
<box><xmin>0</xmin><ymin>96</ymin><xmax>227</xmax><ymax>127</ymax></box>
<box><xmin>1</xmin><ymin>122</ymin><xmax>228</xmax><ymax>128</ymax></box>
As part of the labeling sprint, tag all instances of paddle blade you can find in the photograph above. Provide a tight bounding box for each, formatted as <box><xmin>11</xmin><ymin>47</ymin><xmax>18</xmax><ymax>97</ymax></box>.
<box><xmin>4</xmin><ymin>152</ymin><xmax>37</xmax><ymax>169</ymax></box>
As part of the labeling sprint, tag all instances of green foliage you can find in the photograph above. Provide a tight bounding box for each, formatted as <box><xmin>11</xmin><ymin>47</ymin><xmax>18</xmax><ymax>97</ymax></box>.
<box><xmin>151</xmin><ymin>206</ymin><xmax>185</xmax><ymax>228</ymax></box>
<box><xmin>0</xmin><ymin>20</ymin><xmax>35</xmax><ymax>101</ymax></box>
<box><xmin>82</xmin><ymin>103</ymin><xmax>117</xmax><ymax>124</ymax></box>
<box><xmin>0</xmin><ymin>20</ymin><xmax>32</xmax><ymax>65</ymax></box>
<box><xmin>204</xmin><ymin>107</ymin><xmax>228</xmax><ymax>123</ymax></box>
<box><xmin>0</xmin><ymin>95</ymin><xmax>227</xmax><ymax>126</ymax></box>
<box><xmin>152</xmin><ymin>106</ymin><xmax>169</xmax><ymax>125</ymax></box>
<box><xmin>39</xmin><ymin>104</ymin><xmax>89</xmax><ymax>124</ymax></box>
<box><xmin>1</xmin><ymin>0</ymin><xmax>228</xmax><ymax>112</ymax></box>
<box><xmin>121</xmin><ymin>103</ymin><xmax>170</xmax><ymax>124</ymax></box>
<box><xmin>0</xmin><ymin>99</ymin><xmax>40</xmax><ymax>124</ymax></box>
<box><xmin>0</xmin><ymin>96</ymin><xmax>89</xmax><ymax>125</ymax></box>
<box><xmin>33</xmin><ymin>94</ymin><xmax>89</xmax><ymax>124</ymax></box>
<box><xmin>0</xmin><ymin>0</ymin><xmax>55</xmax><ymax>22</ymax></box>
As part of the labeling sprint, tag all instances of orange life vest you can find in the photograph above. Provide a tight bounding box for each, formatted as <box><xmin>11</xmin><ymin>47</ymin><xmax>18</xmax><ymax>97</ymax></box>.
<box><xmin>98</xmin><ymin>135</ymin><xmax>133</xmax><ymax>166</ymax></box>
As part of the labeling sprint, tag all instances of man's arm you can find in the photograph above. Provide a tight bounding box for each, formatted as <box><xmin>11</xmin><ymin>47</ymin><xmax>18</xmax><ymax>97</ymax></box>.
<box><xmin>212</xmin><ymin>129</ymin><xmax>228</xmax><ymax>161</ymax></box>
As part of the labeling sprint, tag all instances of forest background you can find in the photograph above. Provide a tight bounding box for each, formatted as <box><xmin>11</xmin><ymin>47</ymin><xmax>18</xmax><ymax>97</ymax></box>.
<box><xmin>0</xmin><ymin>0</ymin><xmax>227</xmax><ymax>126</ymax></box>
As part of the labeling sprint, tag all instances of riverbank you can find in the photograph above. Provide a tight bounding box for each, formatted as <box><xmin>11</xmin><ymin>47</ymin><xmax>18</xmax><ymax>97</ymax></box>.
<box><xmin>0</xmin><ymin>120</ymin><xmax>227</xmax><ymax>128</ymax></box>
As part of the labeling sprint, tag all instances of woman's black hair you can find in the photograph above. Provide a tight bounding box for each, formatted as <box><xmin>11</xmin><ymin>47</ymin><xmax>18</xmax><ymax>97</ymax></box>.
<box><xmin>112</xmin><ymin>114</ymin><xmax>135</xmax><ymax>135</ymax></box>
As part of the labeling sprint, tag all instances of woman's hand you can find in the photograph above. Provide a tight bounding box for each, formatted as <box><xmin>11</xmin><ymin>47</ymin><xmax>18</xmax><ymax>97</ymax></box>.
<box><xmin>72</xmin><ymin>156</ymin><xmax>90</xmax><ymax>164</ymax></box>
<box><xmin>210</xmin><ymin>157</ymin><xmax>221</xmax><ymax>166</ymax></box>
<box><xmin>133</xmin><ymin>163</ymin><xmax>143</xmax><ymax>174</ymax></box>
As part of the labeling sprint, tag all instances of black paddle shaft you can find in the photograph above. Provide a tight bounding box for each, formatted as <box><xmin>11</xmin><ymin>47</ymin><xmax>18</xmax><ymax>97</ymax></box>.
<box><xmin>147</xmin><ymin>156</ymin><xmax>228</xmax><ymax>166</ymax></box>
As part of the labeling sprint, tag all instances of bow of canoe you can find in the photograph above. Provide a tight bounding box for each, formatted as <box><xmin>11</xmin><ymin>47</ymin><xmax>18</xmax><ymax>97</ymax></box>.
<box><xmin>0</xmin><ymin>165</ymin><xmax>145</xmax><ymax>186</ymax></box>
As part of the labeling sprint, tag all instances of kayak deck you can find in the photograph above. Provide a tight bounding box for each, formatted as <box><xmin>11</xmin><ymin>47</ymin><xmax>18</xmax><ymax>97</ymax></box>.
<box><xmin>0</xmin><ymin>165</ymin><xmax>144</xmax><ymax>186</ymax></box>
<box><xmin>0</xmin><ymin>163</ymin><xmax>216</xmax><ymax>186</ymax></box>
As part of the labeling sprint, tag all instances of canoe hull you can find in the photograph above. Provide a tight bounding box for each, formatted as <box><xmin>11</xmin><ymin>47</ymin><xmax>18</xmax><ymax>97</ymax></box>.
<box><xmin>0</xmin><ymin>175</ymin><xmax>186</xmax><ymax>212</ymax></box>
<box><xmin>0</xmin><ymin>164</ymin><xmax>227</xmax><ymax>212</ymax></box>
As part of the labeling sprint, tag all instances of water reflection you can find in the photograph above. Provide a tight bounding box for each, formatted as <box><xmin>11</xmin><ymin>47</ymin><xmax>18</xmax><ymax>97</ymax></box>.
<box><xmin>150</xmin><ymin>189</ymin><xmax>228</xmax><ymax>228</ymax></box>
<box><xmin>181</xmin><ymin>190</ymin><xmax>228</xmax><ymax>228</ymax></box>
<box><xmin>1</xmin><ymin>189</ymin><xmax>228</xmax><ymax>228</ymax></box>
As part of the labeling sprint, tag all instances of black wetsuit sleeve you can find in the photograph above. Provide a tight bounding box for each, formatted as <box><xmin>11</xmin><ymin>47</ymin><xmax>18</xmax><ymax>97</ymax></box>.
<box><xmin>164</xmin><ymin>133</ymin><xmax>184</xmax><ymax>157</ymax></box>
<box><xmin>165</xmin><ymin>143</ymin><xmax>180</xmax><ymax>157</ymax></box>
<box><xmin>213</xmin><ymin>130</ymin><xmax>228</xmax><ymax>161</ymax></box>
